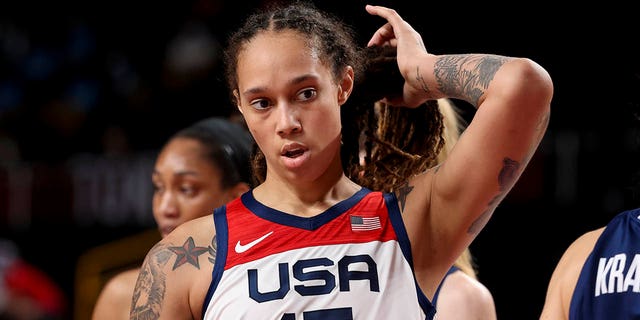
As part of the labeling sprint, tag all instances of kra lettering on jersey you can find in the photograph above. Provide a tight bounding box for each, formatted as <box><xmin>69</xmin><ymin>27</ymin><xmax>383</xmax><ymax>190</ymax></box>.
<box><xmin>248</xmin><ymin>254</ymin><xmax>379</xmax><ymax>303</ymax></box>
<box><xmin>595</xmin><ymin>253</ymin><xmax>640</xmax><ymax>296</ymax></box>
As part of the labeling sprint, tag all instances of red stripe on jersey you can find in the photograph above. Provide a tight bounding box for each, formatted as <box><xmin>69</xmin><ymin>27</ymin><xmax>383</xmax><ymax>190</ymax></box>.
<box><xmin>224</xmin><ymin>192</ymin><xmax>397</xmax><ymax>269</ymax></box>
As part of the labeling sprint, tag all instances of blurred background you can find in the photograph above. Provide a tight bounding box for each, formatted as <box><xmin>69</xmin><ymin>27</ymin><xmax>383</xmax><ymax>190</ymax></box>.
<box><xmin>0</xmin><ymin>0</ymin><xmax>638</xmax><ymax>319</ymax></box>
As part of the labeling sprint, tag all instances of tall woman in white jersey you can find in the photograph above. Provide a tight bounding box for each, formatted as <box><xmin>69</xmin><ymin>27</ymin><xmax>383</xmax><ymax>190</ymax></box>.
<box><xmin>129</xmin><ymin>2</ymin><xmax>553</xmax><ymax>319</ymax></box>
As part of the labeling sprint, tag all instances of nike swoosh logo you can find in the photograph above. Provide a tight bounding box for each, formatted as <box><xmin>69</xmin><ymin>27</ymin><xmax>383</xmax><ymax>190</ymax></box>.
<box><xmin>235</xmin><ymin>231</ymin><xmax>274</xmax><ymax>253</ymax></box>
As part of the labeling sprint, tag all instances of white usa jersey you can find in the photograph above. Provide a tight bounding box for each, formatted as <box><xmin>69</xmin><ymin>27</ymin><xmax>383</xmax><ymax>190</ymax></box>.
<box><xmin>202</xmin><ymin>188</ymin><xmax>435</xmax><ymax>319</ymax></box>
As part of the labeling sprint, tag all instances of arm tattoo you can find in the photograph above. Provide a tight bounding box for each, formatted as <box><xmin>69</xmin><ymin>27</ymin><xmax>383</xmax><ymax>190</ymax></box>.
<box><xmin>130</xmin><ymin>242</ymin><xmax>171</xmax><ymax>319</ymax></box>
<box><xmin>523</xmin><ymin>110</ymin><xmax>551</xmax><ymax>164</ymax></box>
<box><xmin>130</xmin><ymin>236</ymin><xmax>211</xmax><ymax>318</ymax></box>
<box><xmin>434</xmin><ymin>55</ymin><xmax>509</xmax><ymax>106</ymax></box>
<box><xmin>396</xmin><ymin>181</ymin><xmax>414</xmax><ymax>212</ymax></box>
<box><xmin>468</xmin><ymin>203</ymin><xmax>493</xmax><ymax>235</ymax></box>
<box><xmin>498</xmin><ymin>157</ymin><xmax>520</xmax><ymax>191</ymax></box>
<box><xmin>168</xmin><ymin>236</ymin><xmax>209</xmax><ymax>270</ymax></box>
<box><xmin>208</xmin><ymin>235</ymin><xmax>218</xmax><ymax>265</ymax></box>
<box><xmin>468</xmin><ymin>157</ymin><xmax>520</xmax><ymax>235</ymax></box>
<box><xmin>416</xmin><ymin>65</ymin><xmax>433</xmax><ymax>97</ymax></box>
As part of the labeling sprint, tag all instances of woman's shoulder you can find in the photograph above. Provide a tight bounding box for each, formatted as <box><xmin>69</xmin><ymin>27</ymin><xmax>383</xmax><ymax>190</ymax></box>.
<box><xmin>164</xmin><ymin>215</ymin><xmax>217</xmax><ymax>246</ymax></box>
<box><xmin>565</xmin><ymin>227</ymin><xmax>605</xmax><ymax>260</ymax></box>
<box><xmin>103</xmin><ymin>268</ymin><xmax>140</xmax><ymax>295</ymax></box>
<box><xmin>93</xmin><ymin>268</ymin><xmax>140</xmax><ymax>319</ymax></box>
<box><xmin>552</xmin><ymin>227</ymin><xmax>604</xmax><ymax>284</ymax></box>
<box><xmin>436</xmin><ymin>270</ymin><xmax>496</xmax><ymax>319</ymax></box>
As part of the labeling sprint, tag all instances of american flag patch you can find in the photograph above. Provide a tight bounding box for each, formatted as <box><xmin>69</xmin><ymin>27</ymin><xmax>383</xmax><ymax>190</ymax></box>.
<box><xmin>350</xmin><ymin>215</ymin><xmax>381</xmax><ymax>231</ymax></box>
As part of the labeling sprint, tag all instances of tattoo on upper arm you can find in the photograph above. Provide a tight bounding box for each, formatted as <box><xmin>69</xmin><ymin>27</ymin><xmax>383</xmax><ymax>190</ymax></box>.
<box><xmin>130</xmin><ymin>235</ymin><xmax>211</xmax><ymax>319</ymax></box>
<box><xmin>396</xmin><ymin>181</ymin><xmax>414</xmax><ymax>212</ymax></box>
<box><xmin>434</xmin><ymin>55</ymin><xmax>509</xmax><ymax>106</ymax></box>
<box><xmin>468</xmin><ymin>204</ymin><xmax>493</xmax><ymax>235</ymax></box>
<box><xmin>537</xmin><ymin>111</ymin><xmax>551</xmax><ymax>136</ymax></box>
<box><xmin>207</xmin><ymin>235</ymin><xmax>218</xmax><ymax>265</ymax></box>
<box><xmin>498</xmin><ymin>157</ymin><xmax>520</xmax><ymax>191</ymax></box>
<box><xmin>468</xmin><ymin>157</ymin><xmax>521</xmax><ymax>235</ymax></box>
<box><xmin>523</xmin><ymin>111</ymin><xmax>551</xmax><ymax>164</ymax></box>
<box><xmin>130</xmin><ymin>242</ymin><xmax>171</xmax><ymax>319</ymax></box>
<box><xmin>168</xmin><ymin>236</ymin><xmax>209</xmax><ymax>270</ymax></box>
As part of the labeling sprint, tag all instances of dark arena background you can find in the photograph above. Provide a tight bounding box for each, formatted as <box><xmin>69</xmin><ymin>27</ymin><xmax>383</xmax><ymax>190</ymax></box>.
<box><xmin>0</xmin><ymin>0</ymin><xmax>638</xmax><ymax>319</ymax></box>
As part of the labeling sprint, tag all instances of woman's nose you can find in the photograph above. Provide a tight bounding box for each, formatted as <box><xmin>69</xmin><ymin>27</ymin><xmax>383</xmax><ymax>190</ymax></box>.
<box><xmin>276</xmin><ymin>104</ymin><xmax>302</xmax><ymax>136</ymax></box>
<box><xmin>156</xmin><ymin>191</ymin><xmax>179</xmax><ymax>217</ymax></box>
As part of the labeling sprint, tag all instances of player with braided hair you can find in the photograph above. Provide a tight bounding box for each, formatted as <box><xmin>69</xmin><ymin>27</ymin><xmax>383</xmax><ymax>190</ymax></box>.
<box><xmin>131</xmin><ymin>2</ymin><xmax>552</xmax><ymax>319</ymax></box>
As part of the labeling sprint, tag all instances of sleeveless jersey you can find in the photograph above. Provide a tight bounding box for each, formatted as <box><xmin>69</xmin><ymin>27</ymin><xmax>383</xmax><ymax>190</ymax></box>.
<box><xmin>569</xmin><ymin>208</ymin><xmax>640</xmax><ymax>320</ymax></box>
<box><xmin>202</xmin><ymin>188</ymin><xmax>435</xmax><ymax>319</ymax></box>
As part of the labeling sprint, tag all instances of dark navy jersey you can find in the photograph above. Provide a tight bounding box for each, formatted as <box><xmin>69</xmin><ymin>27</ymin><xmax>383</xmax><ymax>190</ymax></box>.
<box><xmin>569</xmin><ymin>208</ymin><xmax>640</xmax><ymax>320</ymax></box>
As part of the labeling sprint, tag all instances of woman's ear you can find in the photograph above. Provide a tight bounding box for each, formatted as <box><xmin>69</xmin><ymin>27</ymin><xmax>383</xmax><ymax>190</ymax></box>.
<box><xmin>233</xmin><ymin>89</ymin><xmax>243</xmax><ymax>114</ymax></box>
<box><xmin>338</xmin><ymin>66</ymin><xmax>354</xmax><ymax>105</ymax></box>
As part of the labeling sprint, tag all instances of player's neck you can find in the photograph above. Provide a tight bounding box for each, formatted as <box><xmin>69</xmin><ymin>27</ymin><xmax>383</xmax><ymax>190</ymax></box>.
<box><xmin>254</xmin><ymin>175</ymin><xmax>360</xmax><ymax>217</ymax></box>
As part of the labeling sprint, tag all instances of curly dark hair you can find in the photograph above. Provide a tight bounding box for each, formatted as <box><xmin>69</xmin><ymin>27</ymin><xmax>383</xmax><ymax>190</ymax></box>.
<box><xmin>342</xmin><ymin>46</ymin><xmax>444</xmax><ymax>192</ymax></box>
<box><xmin>224</xmin><ymin>1</ymin><xmax>444</xmax><ymax>192</ymax></box>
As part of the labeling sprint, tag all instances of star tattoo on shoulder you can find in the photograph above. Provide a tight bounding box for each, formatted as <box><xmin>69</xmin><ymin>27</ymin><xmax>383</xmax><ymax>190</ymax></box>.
<box><xmin>169</xmin><ymin>236</ymin><xmax>209</xmax><ymax>270</ymax></box>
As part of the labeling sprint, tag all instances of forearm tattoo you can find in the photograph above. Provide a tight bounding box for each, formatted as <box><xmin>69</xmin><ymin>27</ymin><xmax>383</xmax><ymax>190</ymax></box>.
<box><xmin>416</xmin><ymin>65</ymin><xmax>433</xmax><ymax>97</ymax></box>
<box><xmin>130</xmin><ymin>236</ymin><xmax>218</xmax><ymax>319</ymax></box>
<box><xmin>433</xmin><ymin>54</ymin><xmax>509</xmax><ymax>106</ymax></box>
<box><xmin>468</xmin><ymin>157</ymin><xmax>520</xmax><ymax>235</ymax></box>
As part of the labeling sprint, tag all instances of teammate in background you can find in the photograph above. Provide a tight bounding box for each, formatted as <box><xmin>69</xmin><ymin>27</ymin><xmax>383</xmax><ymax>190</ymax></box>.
<box><xmin>92</xmin><ymin>117</ymin><xmax>253</xmax><ymax>320</ymax></box>
<box><xmin>130</xmin><ymin>2</ymin><xmax>552</xmax><ymax>319</ymax></box>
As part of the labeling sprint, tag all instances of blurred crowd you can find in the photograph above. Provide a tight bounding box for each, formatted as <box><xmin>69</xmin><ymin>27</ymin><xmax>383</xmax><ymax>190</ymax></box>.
<box><xmin>0</xmin><ymin>0</ymin><xmax>266</xmax><ymax>230</ymax></box>
<box><xmin>0</xmin><ymin>1</ymin><xmax>266</xmax><ymax>318</ymax></box>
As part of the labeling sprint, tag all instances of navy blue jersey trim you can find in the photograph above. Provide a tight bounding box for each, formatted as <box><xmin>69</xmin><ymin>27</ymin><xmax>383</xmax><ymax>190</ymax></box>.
<box><xmin>240</xmin><ymin>187</ymin><xmax>371</xmax><ymax>230</ymax></box>
<box><xmin>384</xmin><ymin>192</ymin><xmax>435</xmax><ymax>318</ymax></box>
<box><xmin>202</xmin><ymin>205</ymin><xmax>229</xmax><ymax>319</ymax></box>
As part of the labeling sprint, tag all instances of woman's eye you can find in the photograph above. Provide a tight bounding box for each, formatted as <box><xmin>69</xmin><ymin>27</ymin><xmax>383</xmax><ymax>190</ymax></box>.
<box><xmin>180</xmin><ymin>186</ymin><xmax>196</xmax><ymax>196</ymax></box>
<box><xmin>297</xmin><ymin>88</ymin><xmax>316</xmax><ymax>101</ymax></box>
<box><xmin>250</xmin><ymin>99</ymin><xmax>270</xmax><ymax>110</ymax></box>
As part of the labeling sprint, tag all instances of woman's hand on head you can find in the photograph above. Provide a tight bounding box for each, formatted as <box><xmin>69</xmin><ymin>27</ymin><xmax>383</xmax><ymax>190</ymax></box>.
<box><xmin>365</xmin><ymin>5</ymin><xmax>427</xmax><ymax>65</ymax></box>
<box><xmin>365</xmin><ymin>5</ymin><xmax>433</xmax><ymax>108</ymax></box>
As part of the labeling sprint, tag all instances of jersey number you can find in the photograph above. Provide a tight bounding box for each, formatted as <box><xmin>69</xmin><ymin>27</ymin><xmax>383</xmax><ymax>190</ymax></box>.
<box><xmin>281</xmin><ymin>307</ymin><xmax>353</xmax><ymax>320</ymax></box>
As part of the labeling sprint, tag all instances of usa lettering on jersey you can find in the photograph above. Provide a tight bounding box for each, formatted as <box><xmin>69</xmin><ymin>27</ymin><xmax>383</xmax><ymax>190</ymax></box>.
<box><xmin>595</xmin><ymin>253</ymin><xmax>640</xmax><ymax>296</ymax></box>
<box><xmin>248</xmin><ymin>254</ymin><xmax>380</xmax><ymax>303</ymax></box>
